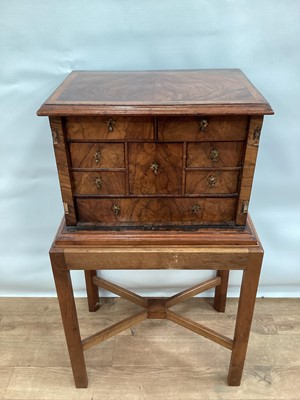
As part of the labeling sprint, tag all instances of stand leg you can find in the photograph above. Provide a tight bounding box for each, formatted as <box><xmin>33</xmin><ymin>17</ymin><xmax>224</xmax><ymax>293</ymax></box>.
<box><xmin>213</xmin><ymin>270</ymin><xmax>229</xmax><ymax>312</ymax></box>
<box><xmin>85</xmin><ymin>271</ymin><xmax>100</xmax><ymax>312</ymax></box>
<box><xmin>227</xmin><ymin>252</ymin><xmax>263</xmax><ymax>386</ymax></box>
<box><xmin>50</xmin><ymin>249</ymin><xmax>88</xmax><ymax>388</ymax></box>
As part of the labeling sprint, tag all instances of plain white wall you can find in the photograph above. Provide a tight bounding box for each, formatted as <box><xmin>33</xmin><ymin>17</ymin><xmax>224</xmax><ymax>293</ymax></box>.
<box><xmin>0</xmin><ymin>0</ymin><xmax>299</xmax><ymax>297</ymax></box>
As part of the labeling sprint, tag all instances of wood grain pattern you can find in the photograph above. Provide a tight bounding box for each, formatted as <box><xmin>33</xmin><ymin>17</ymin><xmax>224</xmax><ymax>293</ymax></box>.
<box><xmin>92</xmin><ymin>277</ymin><xmax>148</xmax><ymax>308</ymax></box>
<box><xmin>185</xmin><ymin>170</ymin><xmax>240</xmax><ymax>194</ymax></box>
<box><xmin>0</xmin><ymin>368</ymin><xmax>13</xmax><ymax>399</ymax></box>
<box><xmin>82</xmin><ymin>310</ymin><xmax>148</xmax><ymax>350</ymax></box>
<box><xmin>158</xmin><ymin>116</ymin><xmax>248</xmax><ymax>142</ymax></box>
<box><xmin>50</xmin><ymin>250</ymin><xmax>88</xmax><ymax>388</ymax></box>
<box><xmin>147</xmin><ymin>299</ymin><xmax>167</xmax><ymax>319</ymax></box>
<box><xmin>5</xmin><ymin>298</ymin><xmax>299</xmax><ymax>398</ymax></box>
<box><xmin>36</xmin><ymin>72</ymin><xmax>272</xmax><ymax>389</ymax></box>
<box><xmin>228</xmin><ymin>252</ymin><xmax>263</xmax><ymax>385</ymax></box>
<box><xmin>37</xmin><ymin>69</ymin><xmax>274</xmax><ymax>116</ymax></box>
<box><xmin>4</xmin><ymin>357</ymin><xmax>300</xmax><ymax>399</ymax></box>
<box><xmin>54</xmin><ymin>216</ymin><xmax>258</xmax><ymax>247</ymax></box>
<box><xmin>187</xmin><ymin>142</ymin><xmax>244</xmax><ymax>168</ymax></box>
<box><xmin>72</xmin><ymin>171</ymin><xmax>126</xmax><ymax>195</ymax></box>
<box><xmin>84</xmin><ymin>271</ymin><xmax>100</xmax><ymax>312</ymax></box>
<box><xmin>62</xmin><ymin>247</ymin><xmax>251</xmax><ymax>271</ymax></box>
<box><xmin>166</xmin><ymin>310</ymin><xmax>233</xmax><ymax>350</ymax></box>
<box><xmin>166</xmin><ymin>277</ymin><xmax>221</xmax><ymax>308</ymax></box>
<box><xmin>54</xmin><ymin>229</ymin><xmax>263</xmax><ymax>391</ymax></box>
<box><xmin>69</xmin><ymin>143</ymin><xmax>125</xmax><ymax>168</ymax></box>
<box><xmin>274</xmin><ymin>314</ymin><xmax>300</xmax><ymax>335</ymax></box>
<box><xmin>39</xmin><ymin>71</ymin><xmax>273</xmax><ymax>228</ymax></box>
<box><xmin>65</xmin><ymin>116</ymin><xmax>154</xmax><ymax>141</ymax></box>
<box><xmin>235</xmin><ymin>116</ymin><xmax>264</xmax><ymax>225</ymax></box>
<box><xmin>214</xmin><ymin>270</ymin><xmax>230</xmax><ymax>312</ymax></box>
<box><xmin>129</xmin><ymin>143</ymin><xmax>182</xmax><ymax>194</ymax></box>
<box><xmin>76</xmin><ymin>197</ymin><xmax>237</xmax><ymax>225</ymax></box>
<box><xmin>49</xmin><ymin>117</ymin><xmax>77</xmax><ymax>225</ymax></box>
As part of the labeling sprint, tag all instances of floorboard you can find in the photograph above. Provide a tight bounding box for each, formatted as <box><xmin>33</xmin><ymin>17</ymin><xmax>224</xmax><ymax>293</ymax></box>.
<box><xmin>0</xmin><ymin>297</ymin><xmax>299</xmax><ymax>400</ymax></box>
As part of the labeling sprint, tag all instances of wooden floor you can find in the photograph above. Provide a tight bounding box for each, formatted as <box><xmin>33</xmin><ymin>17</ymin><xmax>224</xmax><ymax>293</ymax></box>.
<box><xmin>0</xmin><ymin>297</ymin><xmax>299</xmax><ymax>400</ymax></box>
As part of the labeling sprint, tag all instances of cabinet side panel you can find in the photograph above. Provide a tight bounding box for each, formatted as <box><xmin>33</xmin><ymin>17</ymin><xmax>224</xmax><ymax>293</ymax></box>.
<box><xmin>49</xmin><ymin>117</ymin><xmax>77</xmax><ymax>225</ymax></box>
<box><xmin>236</xmin><ymin>116</ymin><xmax>264</xmax><ymax>225</ymax></box>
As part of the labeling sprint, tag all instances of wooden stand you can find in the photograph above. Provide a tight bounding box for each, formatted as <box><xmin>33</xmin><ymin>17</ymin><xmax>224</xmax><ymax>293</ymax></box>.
<box><xmin>50</xmin><ymin>216</ymin><xmax>263</xmax><ymax>388</ymax></box>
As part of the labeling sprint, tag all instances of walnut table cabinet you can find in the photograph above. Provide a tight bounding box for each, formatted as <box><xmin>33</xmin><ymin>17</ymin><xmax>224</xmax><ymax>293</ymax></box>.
<box><xmin>37</xmin><ymin>69</ymin><xmax>273</xmax><ymax>388</ymax></box>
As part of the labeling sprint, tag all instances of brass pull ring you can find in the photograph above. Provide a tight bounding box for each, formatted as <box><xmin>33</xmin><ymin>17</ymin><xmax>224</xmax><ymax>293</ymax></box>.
<box><xmin>207</xmin><ymin>175</ymin><xmax>217</xmax><ymax>187</ymax></box>
<box><xmin>111</xmin><ymin>204</ymin><xmax>121</xmax><ymax>215</ymax></box>
<box><xmin>94</xmin><ymin>177</ymin><xmax>102</xmax><ymax>190</ymax></box>
<box><xmin>209</xmin><ymin>149</ymin><xmax>219</xmax><ymax>162</ymax></box>
<box><xmin>192</xmin><ymin>204</ymin><xmax>201</xmax><ymax>214</ymax></box>
<box><xmin>150</xmin><ymin>161</ymin><xmax>159</xmax><ymax>175</ymax></box>
<box><xmin>94</xmin><ymin>150</ymin><xmax>101</xmax><ymax>164</ymax></box>
<box><xmin>106</xmin><ymin>118</ymin><xmax>116</xmax><ymax>133</ymax></box>
<box><xmin>199</xmin><ymin>118</ymin><xmax>209</xmax><ymax>132</ymax></box>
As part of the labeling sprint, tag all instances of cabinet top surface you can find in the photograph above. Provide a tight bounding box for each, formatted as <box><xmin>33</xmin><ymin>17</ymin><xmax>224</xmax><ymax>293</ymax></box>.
<box><xmin>37</xmin><ymin>69</ymin><xmax>273</xmax><ymax>116</ymax></box>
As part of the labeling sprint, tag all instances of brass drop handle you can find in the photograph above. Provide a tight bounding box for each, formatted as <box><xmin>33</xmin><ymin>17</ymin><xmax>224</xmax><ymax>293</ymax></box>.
<box><xmin>192</xmin><ymin>204</ymin><xmax>201</xmax><ymax>214</ymax></box>
<box><xmin>207</xmin><ymin>175</ymin><xmax>217</xmax><ymax>187</ymax></box>
<box><xmin>106</xmin><ymin>118</ymin><xmax>116</xmax><ymax>133</ymax></box>
<box><xmin>111</xmin><ymin>204</ymin><xmax>121</xmax><ymax>215</ymax></box>
<box><xmin>94</xmin><ymin>150</ymin><xmax>101</xmax><ymax>164</ymax></box>
<box><xmin>199</xmin><ymin>118</ymin><xmax>209</xmax><ymax>132</ymax></box>
<box><xmin>209</xmin><ymin>149</ymin><xmax>219</xmax><ymax>162</ymax></box>
<box><xmin>94</xmin><ymin>177</ymin><xmax>102</xmax><ymax>189</ymax></box>
<box><xmin>150</xmin><ymin>161</ymin><xmax>159</xmax><ymax>175</ymax></box>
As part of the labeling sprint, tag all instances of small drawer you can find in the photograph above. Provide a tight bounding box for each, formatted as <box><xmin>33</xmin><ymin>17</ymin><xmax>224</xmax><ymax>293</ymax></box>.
<box><xmin>65</xmin><ymin>116</ymin><xmax>154</xmax><ymax>141</ymax></box>
<box><xmin>70</xmin><ymin>143</ymin><xmax>125</xmax><ymax>169</ymax></box>
<box><xmin>158</xmin><ymin>116</ymin><xmax>248</xmax><ymax>142</ymax></box>
<box><xmin>129</xmin><ymin>143</ymin><xmax>182</xmax><ymax>195</ymax></box>
<box><xmin>186</xmin><ymin>170</ymin><xmax>240</xmax><ymax>194</ymax></box>
<box><xmin>187</xmin><ymin>142</ymin><xmax>244</xmax><ymax>168</ymax></box>
<box><xmin>73</xmin><ymin>171</ymin><xmax>126</xmax><ymax>195</ymax></box>
<box><xmin>76</xmin><ymin>197</ymin><xmax>236</xmax><ymax>226</ymax></box>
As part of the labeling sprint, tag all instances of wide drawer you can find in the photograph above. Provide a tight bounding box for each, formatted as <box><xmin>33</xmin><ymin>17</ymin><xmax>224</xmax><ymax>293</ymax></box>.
<box><xmin>186</xmin><ymin>170</ymin><xmax>240</xmax><ymax>194</ymax></box>
<box><xmin>158</xmin><ymin>116</ymin><xmax>248</xmax><ymax>141</ymax></box>
<box><xmin>76</xmin><ymin>197</ymin><xmax>236</xmax><ymax>225</ymax></box>
<box><xmin>70</xmin><ymin>143</ymin><xmax>125</xmax><ymax>168</ymax></box>
<box><xmin>129</xmin><ymin>143</ymin><xmax>182</xmax><ymax>194</ymax></box>
<box><xmin>186</xmin><ymin>142</ymin><xmax>244</xmax><ymax>168</ymax></box>
<box><xmin>73</xmin><ymin>172</ymin><xmax>126</xmax><ymax>195</ymax></box>
<box><xmin>65</xmin><ymin>116</ymin><xmax>154</xmax><ymax>140</ymax></box>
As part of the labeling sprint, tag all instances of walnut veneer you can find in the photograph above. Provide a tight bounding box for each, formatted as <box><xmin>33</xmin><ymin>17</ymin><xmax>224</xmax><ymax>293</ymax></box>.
<box><xmin>38</xmin><ymin>69</ymin><xmax>273</xmax><ymax>388</ymax></box>
<box><xmin>37</xmin><ymin>69</ymin><xmax>273</xmax><ymax>229</ymax></box>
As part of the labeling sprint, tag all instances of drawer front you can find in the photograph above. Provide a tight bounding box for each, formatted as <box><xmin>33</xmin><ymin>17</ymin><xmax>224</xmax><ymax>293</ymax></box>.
<box><xmin>186</xmin><ymin>142</ymin><xmax>244</xmax><ymax>168</ymax></box>
<box><xmin>186</xmin><ymin>170</ymin><xmax>240</xmax><ymax>194</ymax></box>
<box><xmin>158</xmin><ymin>116</ymin><xmax>248</xmax><ymax>141</ymax></box>
<box><xmin>70</xmin><ymin>143</ymin><xmax>125</xmax><ymax>168</ymax></box>
<box><xmin>73</xmin><ymin>172</ymin><xmax>126</xmax><ymax>195</ymax></box>
<box><xmin>129</xmin><ymin>143</ymin><xmax>182</xmax><ymax>194</ymax></box>
<box><xmin>76</xmin><ymin>197</ymin><xmax>236</xmax><ymax>225</ymax></box>
<box><xmin>65</xmin><ymin>116</ymin><xmax>154</xmax><ymax>140</ymax></box>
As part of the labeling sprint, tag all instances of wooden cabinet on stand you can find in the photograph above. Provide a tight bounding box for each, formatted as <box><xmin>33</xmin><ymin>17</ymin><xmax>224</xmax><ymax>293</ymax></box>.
<box><xmin>37</xmin><ymin>69</ymin><xmax>273</xmax><ymax>388</ymax></box>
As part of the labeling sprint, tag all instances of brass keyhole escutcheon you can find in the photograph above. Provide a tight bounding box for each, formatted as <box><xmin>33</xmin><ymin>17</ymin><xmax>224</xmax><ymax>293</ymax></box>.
<box><xmin>208</xmin><ymin>175</ymin><xmax>217</xmax><ymax>187</ymax></box>
<box><xmin>209</xmin><ymin>149</ymin><xmax>219</xmax><ymax>162</ymax></box>
<box><xmin>199</xmin><ymin>118</ymin><xmax>209</xmax><ymax>132</ymax></box>
<box><xmin>94</xmin><ymin>150</ymin><xmax>101</xmax><ymax>164</ymax></box>
<box><xmin>192</xmin><ymin>204</ymin><xmax>201</xmax><ymax>214</ymax></box>
<box><xmin>106</xmin><ymin>118</ymin><xmax>116</xmax><ymax>133</ymax></box>
<box><xmin>94</xmin><ymin>177</ymin><xmax>102</xmax><ymax>190</ymax></box>
<box><xmin>111</xmin><ymin>204</ymin><xmax>121</xmax><ymax>215</ymax></box>
<box><xmin>150</xmin><ymin>161</ymin><xmax>159</xmax><ymax>175</ymax></box>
